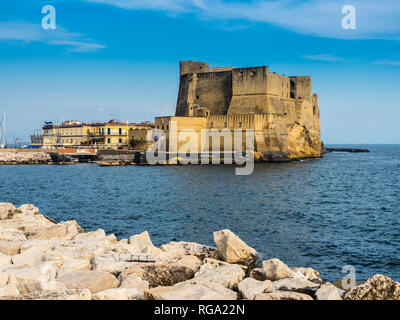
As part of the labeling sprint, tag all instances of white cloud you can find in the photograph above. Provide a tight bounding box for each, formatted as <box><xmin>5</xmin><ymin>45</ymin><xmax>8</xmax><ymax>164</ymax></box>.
<box><xmin>83</xmin><ymin>0</ymin><xmax>400</xmax><ymax>40</ymax></box>
<box><xmin>303</xmin><ymin>54</ymin><xmax>345</xmax><ymax>62</ymax></box>
<box><xmin>0</xmin><ymin>21</ymin><xmax>106</xmax><ymax>52</ymax></box>
<box><xmin>374</xmin><ymin>59</ymin><xmax>400</xmax><ymax>66</ymax></box>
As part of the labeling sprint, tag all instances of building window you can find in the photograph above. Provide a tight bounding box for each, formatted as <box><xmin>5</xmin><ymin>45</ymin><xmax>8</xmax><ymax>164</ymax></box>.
<box><xmin>238</xmin><ymin>122</ymin><xmax>242</xmax><ymax>128</ymax></box>
<box><xmin>107</xmin><ymin>128</ymin><xmax>111</xmax><ymax>135</ymax></box>
<box><xmin>224</xmin><ymin>122</ymin><xmax>227</xmax><ymax>128</ymax></box>
<box><xmin>119</xmin><ymin>138</ymin><xmax>122</xmax><ymax>144</ymax></box>
<box><xmin>119</xmin><ymin>128</ymin><xmax>122</xmax><ymax>135</ymax></box>
<box><xmin>196</xmin><ymin>96</ymin><xmax>199</xmax><ymax>100</ymax></box>
<box><xmin>107</xmin><ymin>138</ymin><xmax>110</xmax><ymax>144</ymax></box>
<box><xmin>210</xmin><ymin>122</ymin><xmax>214</xmax><ymax>128</ymax></box>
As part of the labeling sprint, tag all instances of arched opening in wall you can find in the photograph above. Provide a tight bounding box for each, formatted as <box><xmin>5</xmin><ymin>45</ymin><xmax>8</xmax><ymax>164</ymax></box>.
<box><xmin>313</xmin><ymin>106</ymin><xmax>317</xmax><ymax>115</ymax></box>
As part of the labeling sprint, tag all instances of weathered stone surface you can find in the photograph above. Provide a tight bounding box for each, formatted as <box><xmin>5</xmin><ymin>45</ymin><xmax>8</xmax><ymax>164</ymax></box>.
<box><xmin>254</xmin><ymin>291</ymin><xmax>314</xmax><ymax>300</ymax></box>
<box><xmin>25</xmin><ymin>224</ymin><xmax>67</xmax><ymax>240</ymax></box>
<box><xmin>120</xmin><ymin>274</ymin><xmax>149</xmax><ymax>289</ymax></box>
<box><xmin>344</xmin><ymin>274</ymin><xmax>400</xmax><ymax>300</ymax></box>
<box><xmin>272</xmin><ymin>278</ymin><xmax>320</xmax><ymax>295</ymax></box>
<box><xmin>293</xmin><ymin>267</ymin><xmax>323</xmax><ymax>284</ymax></box>
<box><xmin>0</xmin><ymin>284</ymin><xmax>20</xmax><ymax>297</ymax></box>
<box><xmin>72</xmin><ymin>229</ymin><xmax>106</xmax><ymax>243</ymax></box>
<box><xmin>315</xmin><ymin>283</ymin><xmax>343</xmax><ymax>300</ymax></box>
<box><xmin>238</xmin><ymin>277</ymin><xmax>273</xmax><ymax>300</ymax></box>
<box><xmin>0</xmin><ymin>252</ymin><xmax>12</xmax><ymax>267</ymax></box>
<box><xmin>129</xmin><ymin>231</ymin><xmax>162</xmax><ymax>256</ymax></box>
<box><xmin>5</xmin><ymin>262</ymin><xmax>57</xmax><ymax>285</ymax></box>
<box><xmin>0</xmin><ymin>272</ymin><xmax>8</xmax><ymax>287</ymax></box>
<box><xmin>0</xmin><ymin>228</ymin><xmax>26</xmax><ymax>241</ymax></box>
<box><xmin>58</xmin><ymin>258</ymin><xmax>92</xmax><ymax>276</ymax></box>
<box><xmin>189</xmin><ymin>263</ymin><xmax>245</xmax><ymax>290</ymax></box>
<box><xmin>92</xmin><ymin>288</ymin><xmax>140</xmax><ymax>300</ymax></box>
<box><xmin>91</xmin><ymin>256</ymin><xmax>134</xmax><ymax>275</ymax></box>
<box><xmin>0</xmin><ymin>240</ymin><xmax>22</xmax><ymax>255</ymax></box>
<box><xmin>12</xmin><ymin>246</ymin><xmax>46</xmax><ymax>266</ymax></box>
<box><xmin>0</xmin><ymin>203</ymin><xmax>17</xmax><ymax>220</ymax></box>
<box><xmin>18</xmin><ymin>204</ymin><xmax>40</xmax><ymax>216</ymax></box>
<box><xmin>145</xmin><ymin>282</ymin><xmax>237</xmax><ymax>300</ymax></box>
<box><xmin>17</xmin><ymin>280</ymin><xmax>67</xmax><ymax>295</ymax></box>
<box><xmin>160</xmin><ymin>241</ymin><xmax>219</xmax><ymax>259</ymax></box>
<box><xmin>20</xmin><ymin>239</ymin><xmax>58</xmax><ymax>253</ymax></box>
<box><xmin>249</xmin><ymin>268</ymin><xmax>267</xmax><ymax>281</ymax></box>
<box><xmin>119</xmin><ymin>263</ymin><xmax>196</xmax><ymax>288</ymax></box>
<box><xmin>262</xmin><ymin>258</ymin><xmax>293</xmax><ymax>281</ymax></box>
<box><xmin>1</xmin><ymin>289</ymin><xmax>92</xmax><ymax>300</ymax></box>
<box><xmin>57</xmin><ymin>270</ymin><xmax>119</xmax><ymax>293</ymax></box>
<box><xmin>213</xmin><ymin>229</ymin><xmax>258</xmax><ymax>264</ymax></box>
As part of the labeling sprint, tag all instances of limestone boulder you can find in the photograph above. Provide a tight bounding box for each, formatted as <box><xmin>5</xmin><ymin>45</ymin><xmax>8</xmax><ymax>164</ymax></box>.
<box><xmin>344</xmin><ymin>274</ymin><xmax>400</xmax><ymax>300</ymax></box>
<box><xmin>254</xmin><ymin>291</ymin><xmax>314</xmax><ymax>300</ymax></box>
<box><xmin>72</xmin><ymin>229</ymin><xmax>106</xmax><ymax>243</ymax></box>
<box><xmin>272</xmin><ymin>277</ymin><xmax>320</xmax><ymax>295</ymax></box>
<box><xmin>17</xmin><ymin>280</ymin><xmax>67</xmax><ymax>295</ymax></box>
<box><xmin>0</xmin><ymin>284</ymin><xmax>20</xmax><ymax>297</ymax></box>
<box><xmin>2</xmin><ymin>289</ymin><xmax>92</xmax><ymax>300</ymax></box>
<box><xmin>91</xmin><ymin>256</ymin><xmax>135</xmax><ymax>275</ymax></box>
<box><xmin>92</xmin><ymin>288</ymin><xmax>140</xmax><ymax>300</ymax></box>
<box><xmin>293</xmin><ymin>267</ymin><xmax>323</xmax><ymax>284</ymax></box>
<box><xmin>25</xmin><ymin>224</ymin><xmax>67</xmax><ymax>240</ymax></box>
<box><xmin>57</xmin><ymin>270</ymin><xmax>120</xmax><ymax>293</ymax></box>
<box><xmin>238</xmin><ymin>277</ymin><xmax>273</xmax><ymax>300</ymax></box>
<box><xmin>188</xmin><ymin>263</ymin><xmax>245</xmax><ymax>290</ymax></box>
<box><xmin>20</xmin><ymin>239</ymin><xmax>58</xmax><ymax>254</ymax></box>
<box><xmin>0</xmin><ymin>272</ymin><xmax>8</xmax><ymax>287</ymax></box>
<box><xmin>12</xmin><ymin>246</ymin><xmax>46</xmax><ymax>266</ymax></box>
<box><xmin>213</xmin><ymin>229</ymin><xmax>258</xmax><ymax>264</ymax></box>
<box><xmin>249</xmin><ymin>268</ymin><xmax>267</xmax><ymax>281</ymax></box>
<box><xmin>0</xmin><ymin>240</ymin><xmax>22</xmax><ymax>255</ymax></box>
<box><xmin>0</xmin><ymin>228</ymin><xmax>26</xmax><ymax>241</ymax></box>
<box><xmin>18</xmin><ymin>204</ymin><xmax>40</xmax><ymax>216</ymax></box>
<box><xmin>119</xmin><ymin>275</ymin><xmax>149</xmax><ymax>299</ymax></box>
<box><xmin>0</xmin><ymin>252</ymin><xmax>12</xmax><ymax>268</ymax></box>
<box><xmin>315</xmin><ymin>283</ymin><xmax>343</xmax><ymax>300</ymax></box>
<box><xmin>5</xmin><ymin>262</ymin><xmax>58</xmax><ymax>285</ymax></box>
<box><xmin>58</xmin><ymin>258</ymin><xmax>92</xmax><ymax>276</ymax></box>
<box><xmin>262</xmin><ymin>258</ymin><xmax>294</xmax><ymax>281</ymax></box>
<box><xmin>145</xmin><ymin>282</ymin><xmax>237</xmax><ymax>300</ymax></box>
<box><xmin>160</xmin><ymin>241</ymin><xmax>219</xmax><ymax>260</ymax></box>
<box><xmin>0</xmin><ymin>203</ymin><xmax>17</xmax><ymax>220</ymax></box>
<box><xmin>129</xmin><ymin>231</ymin><xmax>162</xmax><ymax>256</ymax></box>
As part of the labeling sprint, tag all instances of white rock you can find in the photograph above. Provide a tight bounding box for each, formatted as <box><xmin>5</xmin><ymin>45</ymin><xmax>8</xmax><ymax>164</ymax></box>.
<box><xmin>91</xmin><ymin>256</ymin><xmax>134</xmax><ymax>275</ymax></box>
<box><xmin>189</xmin><ymin>263</ymin><xmax>245</xmax><ymax>289</ymax></box>
<box><xmin>18</xmin><ymin>204</ymin><xmax>40</xmax><ymax>216</ymax></box>
<box><xmin>129</xmin><ymin>231</ymin><xmax>162</xmax><ymax>255</ymax></box>
<box><xmin>254</xmin><ymin>291</ymin><xmax>314</xmax><ymax>300</ymax></box>
<box><xmin>0</xmin><ymin>203</ymin><xmax>17</xmax><ymax>220</ymax></box>
<box><xmin>262</xmin><ymin>258</ymin><xmax>294</xmax><ymax>281</ymax></box>
<box><xmin>6</xmin><ymin>262</ymin><xmax>58</xmax><ymax>286</ymax></box>
<box><xmin>92</xmin><ymin>288</ymin><xmax>128</xmax><ymax>300</ymax></box>
<box><xmin>17</xmin><ymin>280</ymin><xmax>67</xmax><ymax>295</ymax></box>
<box><xmin>272</xmin><ymin>277</ymin><xmax>320</xmax><ymax>295</ymax></box>
<box><xmin>0</xmin><ymin>240</ymin><xmax>22</xmax><ymax>255</ymax></box>
<box><xmin>57</xmin><ymin>270</ymin><xmax>120</xmax><ymax>293</ymax></box>
<box><xmin>315</xmin><ymin>283</ymin><xmax>343</xmax><ymax>300</ymax></box>
<box><xmin>145</xmin><ymin>282</ymin><xmax>237</xmax><ymax>300</ymax></box>
<box><xmin>58</xmin><ymin>258</ymin><xmax>92</xmax><ymax>276</ymax></box>
<box><xmin>73</xmin><ymin>229</ymin><xmax>106</xmax><ymax>243</ymax></box>
<box><xmin>0</xmin><ymin>228</ymin><xmax>27</xmax><ymax>241</ymax></box>
<box><xmin>12</xmin><ymin>246</ymin><xmax>46</xmax><ymax>266</ymax></box>
<box><xmin>0</xmin><ymin>284</ymin><xmax>20</xmax><ymax>297</ymax></box>
<box><xmin>213</xmin><ymin>229</ymin><xmax>258</xmax><ymax>264</ymax></box>
<box><xmin>0</xmin><ymin>272</ymin><xmax>9</xmax><ymax>287</ymax></box>
<box><xmin>293</xmin><ymin>267</ymin><xmax>323</xmax><ymax>284</ymax></box>
<box><xmin>4</xmin><ymin>289</ymin><xmax>92</xmax><ymax>300</ymax></box>
<box><xmin>238</xmin><ymin>277</ymin><xmax>274</xmax><ymax>300</ymax></box>
<box><xmin>0</xmin><ymin>252</ymin><xmax>12</xmax><ymax>268</ymax></box>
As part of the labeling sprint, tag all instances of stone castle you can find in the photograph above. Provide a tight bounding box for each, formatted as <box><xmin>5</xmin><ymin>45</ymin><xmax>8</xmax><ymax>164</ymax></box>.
<box><xmin>155</xmin><ymin>61</ymin><xmax>322</xmax><ymax>160</ymax></box>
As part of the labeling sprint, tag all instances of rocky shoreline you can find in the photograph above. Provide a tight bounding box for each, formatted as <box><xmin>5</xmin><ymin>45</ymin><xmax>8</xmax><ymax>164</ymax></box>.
<box><xmin>0</xmin><ymin>150</ymin><xmax>52</xmax><ymax>165</ymax></box>
<box><xmin>0</xmin><ymin>203</ymin><xmax>399</xmax><ymax>300</ymax></box>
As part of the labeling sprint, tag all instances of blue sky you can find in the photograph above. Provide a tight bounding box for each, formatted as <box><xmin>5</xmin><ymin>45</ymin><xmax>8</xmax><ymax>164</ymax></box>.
<box><xmin>0</xmin><ymin>0</ymin><xmax>399</xmax><ymax>143</ymax></box>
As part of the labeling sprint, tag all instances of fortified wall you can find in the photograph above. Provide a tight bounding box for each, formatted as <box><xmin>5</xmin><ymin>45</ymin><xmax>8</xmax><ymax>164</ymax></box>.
<box><xmin>159</xmin><ymin>61</ymin><xmax>322</xmax><ymax>160</ymax></box>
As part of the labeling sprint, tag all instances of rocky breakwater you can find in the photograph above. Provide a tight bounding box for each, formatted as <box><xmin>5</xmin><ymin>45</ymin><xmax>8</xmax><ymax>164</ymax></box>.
<box><xmin>0</xmin><ymin>150</ymin><xmax>52</xmax><ymax>165</ymax></box>
<box><xmin>0</xmin><ymin>203</ymin><xmax>399</xmax><ymax>300</ymax></box>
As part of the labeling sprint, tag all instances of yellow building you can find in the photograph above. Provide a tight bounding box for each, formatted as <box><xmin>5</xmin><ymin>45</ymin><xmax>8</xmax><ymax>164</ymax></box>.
<box><xmin>38</xmin><ymin>120</ymin><xmax>154</xmax><ymax>149</ymax></box>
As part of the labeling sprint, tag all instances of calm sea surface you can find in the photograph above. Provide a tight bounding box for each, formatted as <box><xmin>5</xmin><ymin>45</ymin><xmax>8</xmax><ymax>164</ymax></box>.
<box><xmin>1</xmin><ymin>145</ymin><xmax>399</xmax><ymax>282</ymax></box>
